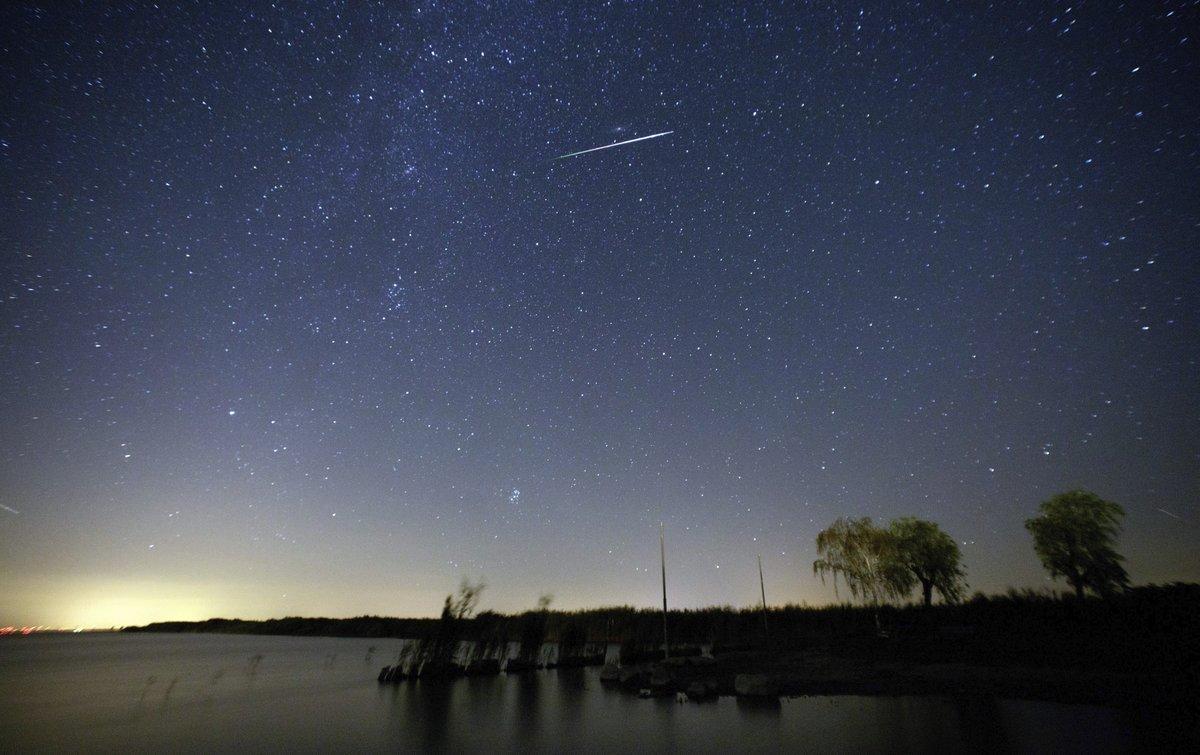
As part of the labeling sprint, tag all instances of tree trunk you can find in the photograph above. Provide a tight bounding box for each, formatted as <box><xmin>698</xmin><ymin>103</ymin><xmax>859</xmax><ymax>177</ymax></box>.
<box><xmin>922</xmin><ymin>580</ymin><xmax>933</xmax><ymax>608</ymax></box>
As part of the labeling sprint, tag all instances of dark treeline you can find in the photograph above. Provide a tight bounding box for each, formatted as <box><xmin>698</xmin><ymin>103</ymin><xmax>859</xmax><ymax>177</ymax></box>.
<box><xmin>126</xmin><ymin>488</ymin><xmax>1147</xmax><ymax>653</ymax></box>
<box><xmin>126</xmin><ymin>582</ymin><xmax>1199</xmax><ymax>676</ymax></box>
<box><xmin>124</xmin><ymin>616</ymin><xmax>439</xmax><ymax>639</ymax></box>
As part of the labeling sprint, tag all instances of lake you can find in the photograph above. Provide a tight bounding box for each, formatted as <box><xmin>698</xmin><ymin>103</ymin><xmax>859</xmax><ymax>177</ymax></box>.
<box><xmin>0</xmin><ymin>633</ymin><xmax>1156</xmax><ymax>752</ymax></box>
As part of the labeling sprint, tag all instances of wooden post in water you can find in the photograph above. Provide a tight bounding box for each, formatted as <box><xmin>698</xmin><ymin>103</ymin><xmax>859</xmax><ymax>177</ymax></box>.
<box><xmin>758</xmin><ymin>554</ymin><xmax>769</xmax><ymax>640</ymax></box>
<box><xmin>660</xmin><ymin>522</ymin><xmax>670</xmax><ymax>661</ymax></box>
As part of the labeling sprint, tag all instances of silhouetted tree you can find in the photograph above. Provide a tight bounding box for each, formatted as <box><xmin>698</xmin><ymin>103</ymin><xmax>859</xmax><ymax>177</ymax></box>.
<box><xmin>419</xmin><ymin>578</ymin><xmax>487</xmax><ymax>673</ymax></box>
<box><xmin>444</xmin><ymin>578</ymin><xmax>487</xmax><ymax>619</ymax></box>
<box><xmin>813</xmin><ymin>517</ymin><xmax>911</xmax><ymax>628</ymax></box>
<box><xmin>889</xmin><ymin>517</ymin><xmax>967</xmax><ymax>607</ymax></box>
<box><xmin>1025</xmin><ymin>490</ymin><xmax>1129</xmax><ymax>599</ymax></box>
<box><xmin>515</xmin><ymin>594</ymin><xmax>553</xmax><ymax>665</ymax></box>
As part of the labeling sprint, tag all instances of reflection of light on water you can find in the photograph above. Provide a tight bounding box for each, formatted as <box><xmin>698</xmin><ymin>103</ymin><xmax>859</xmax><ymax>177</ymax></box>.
<box><xmin>1</xmin><ymin>637</ymin><xmax>1151</xmax><ymax>752</ymax></box>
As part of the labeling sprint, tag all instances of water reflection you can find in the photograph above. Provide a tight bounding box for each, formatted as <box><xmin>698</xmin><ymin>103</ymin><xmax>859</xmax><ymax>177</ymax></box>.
<box><xmin>954</xmin><ymin>696</ymin><xmax>1011</xmax><ymax>752</ymax></box>
<box><xmin>410</xmin><ymin>682</ymin><xmax>454</xmax><ymax>751</ymax></box>
<box><xmin>0</xmin><ymin>634</ymin><xmax>1161</xmax><ymax>753</ymax></box>
<box><xmin>513</xmin><ymin>669</ymin><xmax>543</xmax><ymax>746</ymax></box>
<box><xmin>555</xmin><ymin>667</ymin><xmax>588</xmax><ymax>735</ymax></box>
<box><xmin>735</xmin><ymin>696</ymin><xmax>782</xmax><ymax>716</ymax></box>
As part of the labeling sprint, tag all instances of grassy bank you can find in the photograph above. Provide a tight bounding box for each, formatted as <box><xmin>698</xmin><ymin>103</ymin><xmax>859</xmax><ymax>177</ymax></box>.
<box><xmin>125</xmin><ymin>584</ymin><xmax>1196</xmax><ymax>678</ymax></box>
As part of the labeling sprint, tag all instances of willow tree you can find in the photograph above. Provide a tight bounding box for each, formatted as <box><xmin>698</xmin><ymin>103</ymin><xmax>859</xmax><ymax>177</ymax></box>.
<box><xmin>889</xmin><ymin>517</ymin><xmax>967</xmax><ymax>607</ymax></box>
<box><xmin>813</xmin><ymin>517</ymin><xmax>911</xmax><ymax>627</ymax></box>
<box><xmin>1025</xmin><ymin>490</ymin><xmax>1129</xmax><ymax>599</ymax></box>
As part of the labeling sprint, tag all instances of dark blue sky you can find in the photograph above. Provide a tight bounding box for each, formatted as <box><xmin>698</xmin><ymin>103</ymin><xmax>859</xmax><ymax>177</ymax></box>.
<box><xmin>2</xmin><ymin>1</ymin><xmax>1197</xmax><ymax>626</ymax></box>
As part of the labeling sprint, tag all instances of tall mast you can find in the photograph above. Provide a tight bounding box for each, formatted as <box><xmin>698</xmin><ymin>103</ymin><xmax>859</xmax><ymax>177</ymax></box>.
<box><xmin>660</xmin><ymin>521</ymin><xmax>669</xmax><ymax>660</ymax></box>
<box><xmin>758</xmin><ymin>554</ymin><xmax>769</xmax><ymax>639</ymax></box>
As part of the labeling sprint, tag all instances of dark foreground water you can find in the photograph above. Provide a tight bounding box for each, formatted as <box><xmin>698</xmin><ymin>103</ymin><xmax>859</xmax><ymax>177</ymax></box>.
<box><xmin>0</xmin><ymin>634</ymin><xmax>1159</xmax><ymax>753</ymax></box>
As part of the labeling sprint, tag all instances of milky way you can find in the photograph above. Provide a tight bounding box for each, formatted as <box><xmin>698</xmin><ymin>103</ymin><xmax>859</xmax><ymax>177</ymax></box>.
<box><xmin>1</xmin><ymin>2</ymin><xmax>1197</xmax><ymax>627</ymax></box>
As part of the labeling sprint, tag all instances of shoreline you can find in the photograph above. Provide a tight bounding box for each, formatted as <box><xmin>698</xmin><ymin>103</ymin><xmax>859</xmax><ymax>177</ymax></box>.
<box><xmin>9</xmin><ymin>630</ymin><xmax>1193</xmax><ymax>719</ymax></box>
<box><xmin>606</xmin><ymin>650</ymin><xmax>1190</xmax><ymax>713</ymax></box>
<box><xmin>93</xmin><ymin>584</ymin><xmax>1200</xmax><ymax>718</ymax></box>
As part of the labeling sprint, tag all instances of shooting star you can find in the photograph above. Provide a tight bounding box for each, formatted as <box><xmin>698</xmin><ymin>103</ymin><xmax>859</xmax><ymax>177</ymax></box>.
<box><xmin>1156</xmin><ymin>507</ymin><xmax>1182</xmax><ymax>520</ymax></box>
<box><xmin>555</xmin><ymin>130</ymin><xmax>674</xmax><ymax>160</ymax></box>
<box><xmin>0</xmin><ymin>504</ymin><xmax>19</xmax><ymax>515</ymax></box>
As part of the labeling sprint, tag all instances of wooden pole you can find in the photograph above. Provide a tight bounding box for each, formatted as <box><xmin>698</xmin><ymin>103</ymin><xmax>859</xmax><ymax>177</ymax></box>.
<box><xmin>758</xmin><ymin>554</ymin><xmax>769</xmax><ymax>640</ymax></box>
<box><xmin>660</xmin><ymin>522</ymin><xmax>669</xmax><ymax>661</ymax></box>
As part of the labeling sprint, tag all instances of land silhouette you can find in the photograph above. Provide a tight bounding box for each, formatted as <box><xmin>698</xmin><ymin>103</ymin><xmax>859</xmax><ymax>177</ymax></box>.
<box><xmin>126</xmin><ymin>584</ymin><xmax>1198</xmax><ymax>709</ymax></box>
<box><xmin>125</xmin><ymin>491</ymin><xmax>1197</xmax><ymax>720</ymax></box>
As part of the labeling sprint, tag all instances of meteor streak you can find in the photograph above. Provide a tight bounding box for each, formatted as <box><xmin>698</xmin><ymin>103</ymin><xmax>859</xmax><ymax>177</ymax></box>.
<box><xmin>554</xmin><ymin>130</ymin><xmax>674</xmax><ymax>160</ymax></box>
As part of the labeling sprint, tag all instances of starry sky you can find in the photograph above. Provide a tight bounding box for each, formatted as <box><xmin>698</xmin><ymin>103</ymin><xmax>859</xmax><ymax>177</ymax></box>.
<box><xmin>2</xmin><ymin>2</ymin><xmax>1198</xmax><ymax>628</ymax></box>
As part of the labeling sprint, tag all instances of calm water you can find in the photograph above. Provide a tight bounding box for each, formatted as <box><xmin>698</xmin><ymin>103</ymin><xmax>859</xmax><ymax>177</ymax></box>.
<box><xmin>0</xmin><ymin>634</ymin><xmax>1151</xmax><ymax>753</ymax></box>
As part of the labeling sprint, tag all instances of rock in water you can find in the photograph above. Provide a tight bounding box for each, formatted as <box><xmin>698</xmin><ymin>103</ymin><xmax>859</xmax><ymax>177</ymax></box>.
<box><xmin>504</xmin><ymin>658</ymin><xmax>541</xmax><ymax>673</ymax></box>
<box><xmin>649</xmin><ymin>666</ymin><xmax>673</xmax><ymax>692</ymax></box>
<box><xmin>465</xmin><ymin>658</ymin><xmax>501</xmax><ymax>676</ymax></box>
<box><xmin>618</xmin><ymin>666</ymin><xmax>649</xmax><ymax>689</ymax></box>
<box><xmin>734</xmin><ymin>673</ymin><xmax>780</xmax><ymax>697</ymax></box>
<box><xmin>417</xmin><ymin>660</ymin><xmax>463</xmax><ymax>679</ymax></box>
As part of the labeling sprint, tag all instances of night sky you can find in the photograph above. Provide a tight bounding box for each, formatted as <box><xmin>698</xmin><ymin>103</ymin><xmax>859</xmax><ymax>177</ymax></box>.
<box><xmin>2</xmin><ymin>2</ymin><xmax>1197</xmax><ymax>628</ymax></box>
